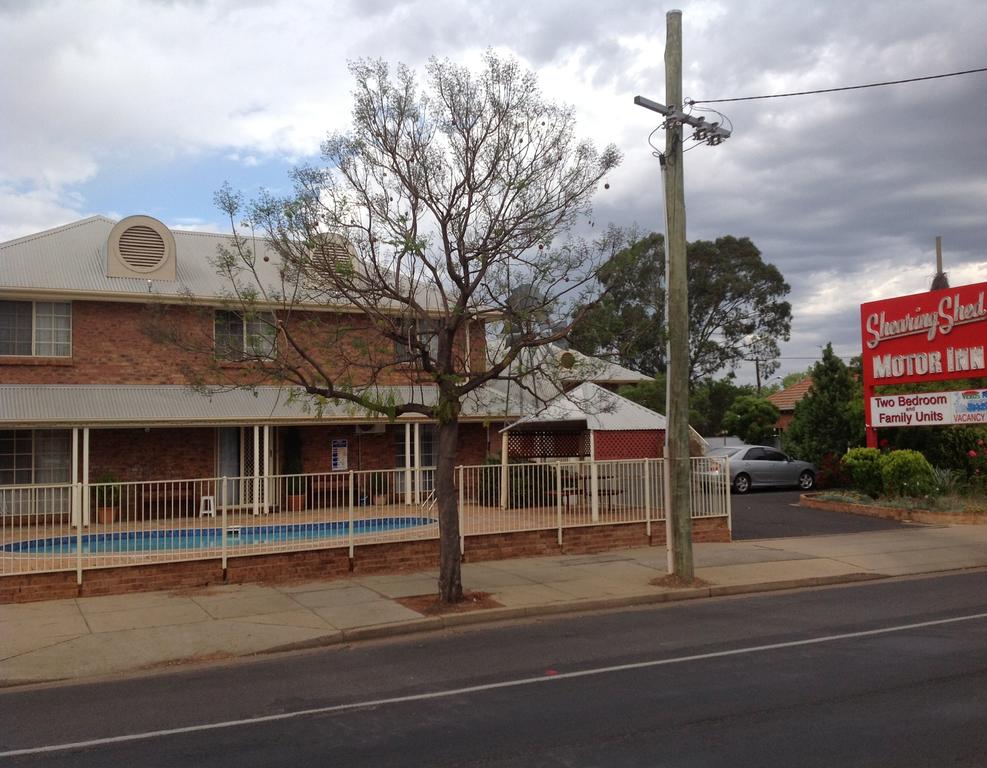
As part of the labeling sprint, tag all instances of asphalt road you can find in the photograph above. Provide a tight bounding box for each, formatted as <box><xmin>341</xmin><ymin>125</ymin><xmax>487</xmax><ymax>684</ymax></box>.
<box><xmin>730</xmin><ymin>489</ymin><xmax>911</xmax><ymax>540</ymax></box>
<box><xmin>4</xmin><ymin>571</ymin><xmax>987</xmax><ymax>767</ymax></box>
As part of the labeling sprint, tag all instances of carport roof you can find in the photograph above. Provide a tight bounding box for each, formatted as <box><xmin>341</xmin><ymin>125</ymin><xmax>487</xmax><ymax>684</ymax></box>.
<box><xmin>503</xmin><ymin>382</ymin><xmax>668</xmax><ymax>431</ymax></box>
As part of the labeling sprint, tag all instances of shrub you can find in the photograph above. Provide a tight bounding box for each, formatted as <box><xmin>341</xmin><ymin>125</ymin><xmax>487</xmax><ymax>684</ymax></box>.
<box><xmin>816</xmin><ymin>452</ymin><xmax>850</xmax><ymax>489</ymax></box>
<box><xmin>481</xmin><ymin>459</ymin><xmax>557</xmax><ymax>508</ymax></box>
<box><xmin>880</xmin><ymin>449</ymin><xmax>936</xmax><ymax>498</ymax></box>
<box><xmin>967</xmin><ymin>439</ymin><xmax>987</xmax><ymax>480</ymax></box>
<box><xmin>841</xmin><ymin>447</ymin><xmax>884</xmax><ymax>498</ymax></box>
<box><xmin>92</xmin><ymin>473</ymin><xmax>121</xmax><ymax>507</ymax></box>
<box><xmin>931</xmin><ymin>466</ymin><xmax>964</xmax><ymax>495</ymax></box>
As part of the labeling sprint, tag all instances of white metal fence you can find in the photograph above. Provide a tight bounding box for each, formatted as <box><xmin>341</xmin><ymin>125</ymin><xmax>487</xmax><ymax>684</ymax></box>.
<box><xmin>1</xmin><ymin>458</ymin><xmax>729</xmax><ymax>580</ymax></box>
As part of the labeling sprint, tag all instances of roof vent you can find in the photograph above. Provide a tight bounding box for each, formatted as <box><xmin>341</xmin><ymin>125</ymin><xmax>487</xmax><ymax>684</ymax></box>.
<box><xmin>310</xmin><ymin>233</ymin><xmax>355</xmax><ymax>273</ymax></box>
<box><xmin>107</xmin><ymin>215</ymin><xmax>176</xmax><ymax>281</ymax></box>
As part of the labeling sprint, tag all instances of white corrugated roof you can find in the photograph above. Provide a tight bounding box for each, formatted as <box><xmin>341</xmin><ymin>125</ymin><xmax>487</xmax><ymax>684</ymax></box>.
<box><xmin>503</xmin><ymin>381</ymin><xmax>709</xmax><ymax>449</ymax></box>
<box><xmin>0</xmin><ymin>216</ymin><xmax>444</xmax><ymax>310</ymax></box>
<box><xmin>0</xmin><ymin>384</ymin><xmax>514</xmax><ymax>427</ymax></box>
<box><xmin>504</xmin><ymin>382</ymin><xmax>668</xmax><ymax>431</ymax></box>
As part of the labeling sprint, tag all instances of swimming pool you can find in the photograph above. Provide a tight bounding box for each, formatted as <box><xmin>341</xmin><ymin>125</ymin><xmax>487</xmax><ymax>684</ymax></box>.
<box><xmin>2</xmin><ymin>517</ymin><xmax>437</xmax><ymax>555</ymax></box>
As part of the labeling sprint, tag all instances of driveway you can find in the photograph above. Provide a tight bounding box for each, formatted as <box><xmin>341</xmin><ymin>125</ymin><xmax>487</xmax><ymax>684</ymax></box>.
<box><xmin>730</xmin><ymin>489</ymin><xmax>912</xmax><ymax>540</ymax></box>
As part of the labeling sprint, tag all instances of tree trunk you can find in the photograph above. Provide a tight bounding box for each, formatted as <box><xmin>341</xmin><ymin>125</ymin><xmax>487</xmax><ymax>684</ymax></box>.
<box><xmin>435</xmin><ymin>414</ymin><xmax>464</xmax><ymax>603</ymax></box>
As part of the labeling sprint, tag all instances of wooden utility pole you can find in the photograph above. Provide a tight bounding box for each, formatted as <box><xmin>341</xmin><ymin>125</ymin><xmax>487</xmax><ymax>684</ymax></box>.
<box><xmin>664</xmin><ymin>9</ymin><xmax>694</xmax><ymax>579</ymax></box>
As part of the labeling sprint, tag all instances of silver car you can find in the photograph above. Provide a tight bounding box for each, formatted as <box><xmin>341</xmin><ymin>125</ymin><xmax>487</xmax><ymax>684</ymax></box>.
<box><xmin>706</xmin><ymin>445</ymin><xmax>816</xmax><ymax>494</ymax></box>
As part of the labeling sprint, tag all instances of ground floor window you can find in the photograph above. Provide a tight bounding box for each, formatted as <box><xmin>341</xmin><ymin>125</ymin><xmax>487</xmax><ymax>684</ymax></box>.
<box><xmin>0</xmin><ymin>430</ymin><xmax>71</xmax><ymax>517</ymax></box>
<box><xmin>0</xmin><ymin>429</ymin><xmax>71</xmax><ymax>486</ymax></box>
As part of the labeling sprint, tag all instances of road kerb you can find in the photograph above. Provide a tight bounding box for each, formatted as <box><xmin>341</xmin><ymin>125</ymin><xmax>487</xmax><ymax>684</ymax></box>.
<box><xmin>707</xmin><ymin>572</ymin><xmax>884</xmax><ymax>597</ymax></box>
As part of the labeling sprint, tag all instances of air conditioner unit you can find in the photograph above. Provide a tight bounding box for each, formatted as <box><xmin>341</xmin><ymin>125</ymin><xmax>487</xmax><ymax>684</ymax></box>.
<box><xmin>355</xmin><ymin>423</ymin><xmax>386</xmax><ymax>435</ymax></box>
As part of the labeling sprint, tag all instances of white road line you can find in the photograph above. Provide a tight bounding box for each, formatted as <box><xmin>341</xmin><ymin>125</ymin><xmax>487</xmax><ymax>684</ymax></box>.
<box><xmin>4</xmin><ymin>610</ymin><xmax>987</xmax><ymax>759</ymax></box>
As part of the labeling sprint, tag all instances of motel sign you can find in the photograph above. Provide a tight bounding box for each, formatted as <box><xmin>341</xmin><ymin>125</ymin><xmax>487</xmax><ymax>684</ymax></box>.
<box><xmin>860</xmin><ymin>280</ymin><xmax>987</xmax><ymax>448</ymax></box>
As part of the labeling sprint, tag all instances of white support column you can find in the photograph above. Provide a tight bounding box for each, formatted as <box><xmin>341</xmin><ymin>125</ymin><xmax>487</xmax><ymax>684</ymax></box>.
<box><xmin>643</xmin><ymin>458</ymin><xmax>652</xmax><ymax>538</ymax></box>
<box><xmin>589</xmin><ymin>430</ymin><xmax>599</xmax><ymax>522</ymax></box>
<box><xmin>458</xmin><ymin>465</ymin><xmax>465</xmax><ymax>555</ymax></box>
<box><xmin>404</xmin><ymin>423</ymin><xmax>412</xmax><ymax>506</ymax></box>
<box><xmin>262</xmin><ymin>425</ymin><xmax>271</xmax><ymax>514</ymax></box>
<box><xmin>253</xmin><ymin>425</ymin><xmax>260</xmax><ymax>516</ymax></box>
<box><xmin>82</xmin><ymin>428</ymin><xmax>90</xmax><ymax>526</ymax></box>
<box><xmin>413</xmin><ymin>423</ymin><xmax>422</xmax><ymax>505</ymax></box>
<box><xmin>71</xmin><ymin>428</ymin><xmax>79</xmax><ymax>528</ymax></box>
<box><xmin>499</xmin><ymin>431</ymin><xmax>509</xmax><ymax>510</ymax></box>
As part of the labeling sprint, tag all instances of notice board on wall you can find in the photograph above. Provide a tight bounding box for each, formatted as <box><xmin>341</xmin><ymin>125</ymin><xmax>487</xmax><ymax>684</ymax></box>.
<box><xmin>331</xmin><ymin>439</ymin><xmax>348</xmax><ymax>471</ymax></box>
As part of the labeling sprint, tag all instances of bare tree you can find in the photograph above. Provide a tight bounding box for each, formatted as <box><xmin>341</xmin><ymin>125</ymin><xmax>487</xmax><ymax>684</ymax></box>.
<box><xmin>209</xmin><ymin>53</ymin><xmax>620</xmax><ymax>602</ymax></box>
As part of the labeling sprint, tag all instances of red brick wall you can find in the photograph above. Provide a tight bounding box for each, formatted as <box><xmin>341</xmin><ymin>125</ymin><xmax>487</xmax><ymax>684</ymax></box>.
<box><xmin>296</xmin><ymin>425</ymin><xmax>396</xmax><ymax>474</ymax></box>
<box><xmin>227</xmin><ymin>549</ymin><xmax>350</xmax><ymax>583</ymax></box>
<box><xmin>663</xmin><ymin>516</ymin><xmax>732</xmax><ymax>544</ymax></box>
<box><xmin>89</xmin><ymin>427</ymin><xmax>215</xmax><ymax>482</ymax></box>
<box><xmin>463</xmin><ymin>530</ymin><xmax>561</xmax><ymax>561</ymax></box>
<box><xmin>350</xmin><ymin>540</ymin><xmax>441</xmax><ymax>574</ymax></box>
<box><xmin>455</xmin><ymin>422</ymin><xmax>495</xmax><ymax>466</ymax></box>
<box><xmin>561</xmin><ymin>523</ymin><xmax>652</xmax><ymax>554</ymax></box>
<box><xmin>0</xmin><ymin>301</ymin><xmax>204</xmax><ymax>385</ymax></box>
<box><xmin>593</xmin><ymin>430</ymin><xmax>664</xmax><ymax>460</ymax></box>
<box><xmin>62</xmin><ymin>423</ymin><xmax>489</xmax><ymax>482</ymax></box>
<box><xmin>0</xmin><ymin>301</ymin><xmax>486</xmax><ymax>388</ymax></box>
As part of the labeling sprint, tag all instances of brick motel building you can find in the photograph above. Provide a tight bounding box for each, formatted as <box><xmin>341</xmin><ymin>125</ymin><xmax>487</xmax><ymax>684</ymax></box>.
<box><xmin>0</xmin><ymin>215</ymin><xmax>730</xmax><ymax>601</ymax></box>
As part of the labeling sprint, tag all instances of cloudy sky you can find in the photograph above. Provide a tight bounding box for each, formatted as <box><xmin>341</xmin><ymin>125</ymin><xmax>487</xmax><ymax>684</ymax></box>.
<box><xmin>2</xmin><ymin>0</ymin><xmax>986</xmax><ymax>385</ymax></box>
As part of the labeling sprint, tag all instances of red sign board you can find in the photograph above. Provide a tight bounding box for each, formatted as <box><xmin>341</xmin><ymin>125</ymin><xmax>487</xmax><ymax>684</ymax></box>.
<box><xmin>860</xmin><ymin>281</ymin><xmax>987</xmax><ymax>389</ymax></box>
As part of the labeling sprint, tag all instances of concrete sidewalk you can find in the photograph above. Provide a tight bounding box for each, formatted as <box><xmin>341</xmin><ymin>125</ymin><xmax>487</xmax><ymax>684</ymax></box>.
<box><xmin>5</xmin><ymin>523</ymin><xmax>987</xmax><ymax>686</ymax></box>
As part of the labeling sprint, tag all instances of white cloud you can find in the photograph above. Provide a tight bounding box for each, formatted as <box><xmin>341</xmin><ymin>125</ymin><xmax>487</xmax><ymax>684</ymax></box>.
<box><xmin>0</xmin><ymin>184</ymin><xmax>91</xmax><ymax>241</ymax></box>
<box><xmin>2</xmin><ymin>0</ymin><xmax>987</xmax><ymax>382</ymax></box>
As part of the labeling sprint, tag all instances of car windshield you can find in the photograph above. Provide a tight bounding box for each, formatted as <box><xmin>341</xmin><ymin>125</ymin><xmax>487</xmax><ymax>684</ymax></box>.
<box><xmin>706</xmin><ymin>446</ymin><xmax>744</xmax><ymax>458</ymax></box>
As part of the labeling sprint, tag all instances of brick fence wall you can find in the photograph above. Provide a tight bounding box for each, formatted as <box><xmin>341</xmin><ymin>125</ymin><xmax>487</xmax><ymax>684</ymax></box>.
<box><xmin>0</xmin><ymin>517</ymin><xmax>730</xmax><ymax>603</ymax></box>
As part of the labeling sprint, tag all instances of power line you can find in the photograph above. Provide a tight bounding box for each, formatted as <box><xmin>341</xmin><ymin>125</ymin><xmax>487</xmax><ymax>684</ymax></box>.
<box><xmin>688</xmin><ymin>66</ymin><xmax>987</xmax><ymax>105</ymax></box>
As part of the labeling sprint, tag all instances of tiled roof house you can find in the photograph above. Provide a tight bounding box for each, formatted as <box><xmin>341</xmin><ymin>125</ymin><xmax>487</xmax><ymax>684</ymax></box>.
<box><xmin>766</xmin><ymin>377</ymin><xmax>813</xmax><ymax>432</ymax></box>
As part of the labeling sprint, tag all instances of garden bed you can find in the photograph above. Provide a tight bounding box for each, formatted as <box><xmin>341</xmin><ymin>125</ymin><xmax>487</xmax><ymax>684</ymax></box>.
<box><xmin>800</xmin><ymin>492</ymin><xmax>987</xmax><ymax>525</ymax></box>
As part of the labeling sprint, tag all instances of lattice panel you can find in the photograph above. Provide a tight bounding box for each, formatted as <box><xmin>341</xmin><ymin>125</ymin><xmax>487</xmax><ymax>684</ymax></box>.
<box><xmin>593</xmin><ymin>429</ymin><xmax>664</xmax><ymax>460</ymax></box>
<box><xmin>507</xmin><ymin>431</ymin><xmax>590</xmax><ymax>459</ymax></box>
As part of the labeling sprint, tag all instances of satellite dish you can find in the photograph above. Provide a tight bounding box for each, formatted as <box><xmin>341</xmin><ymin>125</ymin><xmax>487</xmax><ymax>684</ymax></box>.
<box><xmin>506</xmin><ymin>284</ymin><xmax>549</xmax><ymax>323</ymax></box>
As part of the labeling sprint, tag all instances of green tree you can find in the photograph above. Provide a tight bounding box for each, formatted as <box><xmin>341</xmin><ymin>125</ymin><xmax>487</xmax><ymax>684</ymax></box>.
<box><xmin>569</xmin><ymin>233</ymin><xmax>792</xmax><ymax>381</ymax></box>
<box><xmin>619</xmin><ymin>375</ymin><xmax>666</xmax><ymax>414</ymax></box>
<box><xmin>783</xmin><ymin>343</ymin><xmax>858</xmax><ymax>464</ymax></box>
<box><xmin>201</xmin><ymin>54</ymin><xmax>619</xmax><ymax>603</ymax></box>
<box><xmin>689</xmin><ymin>377</ymin><xmax>755</xmax><ymax>436</ymax></box>
<box><xmin>619</xmin><ymin>375</ymin><xmax>754</xmax><ymax>437</ymax></box>
<box><xmin>722</xmin><ymin>395</ymin><xmax>780</xmax><ymax>445</ymax></box>
<box><xmin>781</xmin><ymin>369</ymin><xmax>810</xmax><ymax>389</ymax></box>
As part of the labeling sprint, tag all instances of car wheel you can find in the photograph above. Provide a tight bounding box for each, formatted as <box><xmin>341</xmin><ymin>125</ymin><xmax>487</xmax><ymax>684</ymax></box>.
<box><xmin>733</xmin><ymin>473</ymin><xmax>751</xmax><ymax>494</ymax></box>
<box><xmin>798</xmin><ymin>470</ymin><xmax>815</xmax><ymax>491</ymax></box>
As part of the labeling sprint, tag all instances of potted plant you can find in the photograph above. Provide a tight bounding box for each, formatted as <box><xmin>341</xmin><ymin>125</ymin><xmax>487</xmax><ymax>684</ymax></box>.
<box><xmin>93</xmin><ymin>473</ymin><xmax>121</xmax><ymax>524</ymax></box>
<box><xmin>370</xmin><ymin>471</ymin><xmax>390</xmax><ymax>506</ymax></box>
<box><xmin>283</xmin><ymin>427</ymin><xmax>306</xmax><ymax>512</ymax></box>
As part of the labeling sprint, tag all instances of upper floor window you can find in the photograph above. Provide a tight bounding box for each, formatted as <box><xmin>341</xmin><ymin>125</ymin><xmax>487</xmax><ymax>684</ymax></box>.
<box><xmin>0</xmin><ymin>301</ymin><xmax>71</xmax><ymax>357</ymax></box>
<box><xmin>394</xmin><ymin>319</ymin><xmax>439</xmax><ymax>364</ymax></box>
<box><xmin>214</xmin><ymin>310</ymin><xmax>276</xmax><ymax>361</ymax></box>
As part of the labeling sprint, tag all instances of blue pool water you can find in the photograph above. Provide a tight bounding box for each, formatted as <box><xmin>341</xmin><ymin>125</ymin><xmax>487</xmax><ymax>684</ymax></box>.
<box><xmin>2</xmin><ymin>517</ymin><xmax>437</xmax><ymax>555</ymax></box>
